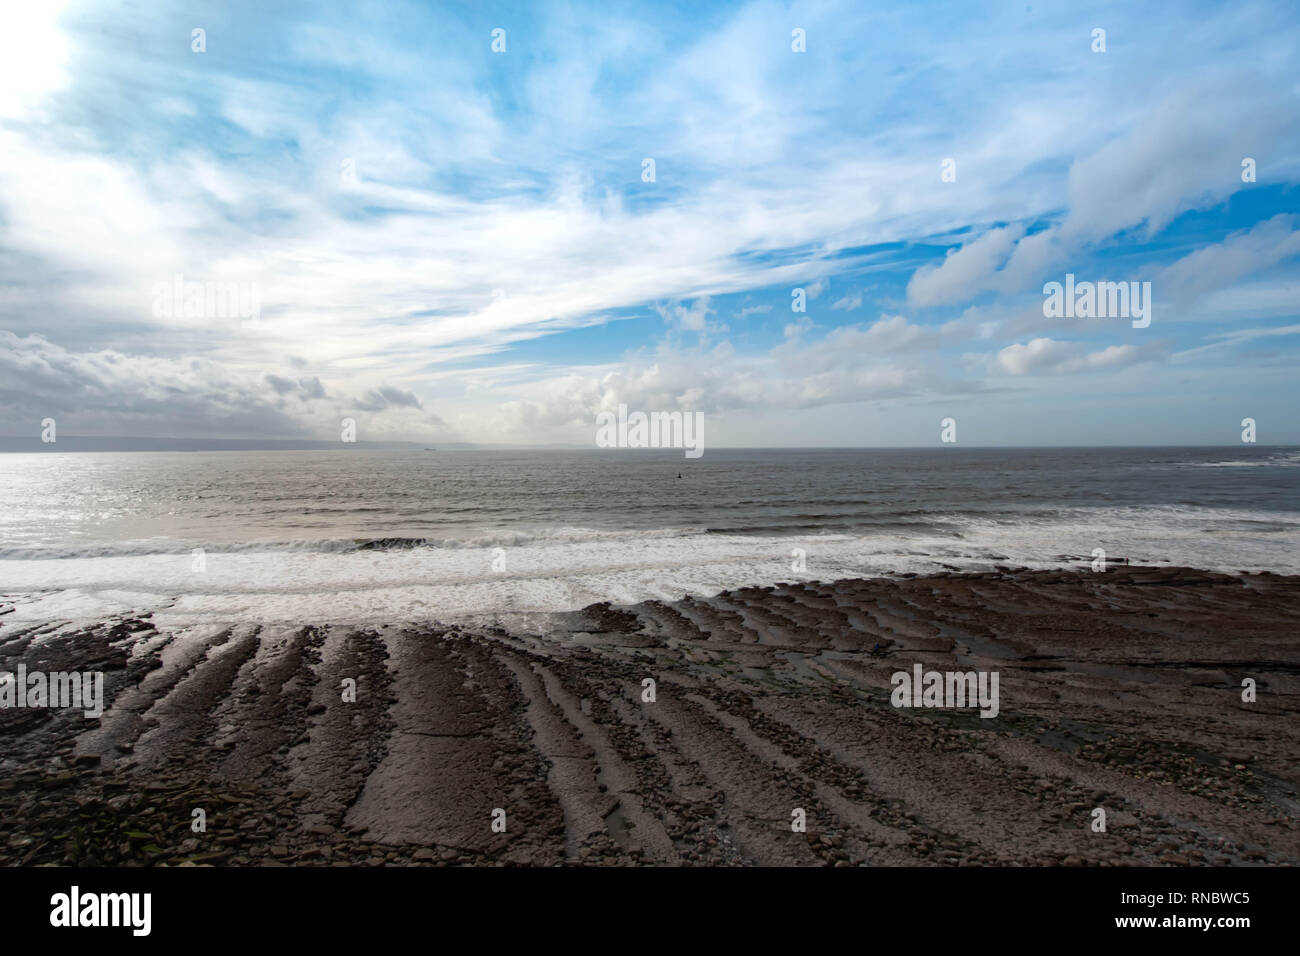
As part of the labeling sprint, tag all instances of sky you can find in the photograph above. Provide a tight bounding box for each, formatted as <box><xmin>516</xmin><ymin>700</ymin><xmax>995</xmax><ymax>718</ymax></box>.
<box><xmin>0</xmin><ymin>0</ymin><xmax>1297</xmax><ymax>447</ymax></box>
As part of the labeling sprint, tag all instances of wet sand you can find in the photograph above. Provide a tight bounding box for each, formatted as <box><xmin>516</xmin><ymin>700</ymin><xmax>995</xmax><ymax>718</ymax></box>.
<box><xmin>2</xmin><ymin>566</ymin><xmax>1298</xmax><ymax>866</ymax></box>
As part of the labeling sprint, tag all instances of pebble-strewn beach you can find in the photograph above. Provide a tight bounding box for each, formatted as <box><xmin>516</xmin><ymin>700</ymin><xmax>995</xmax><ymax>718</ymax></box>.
<box><xmin>2</xmin><ymin>566</ymin><xmax>1297</xmax><ymax>866</ymax></box>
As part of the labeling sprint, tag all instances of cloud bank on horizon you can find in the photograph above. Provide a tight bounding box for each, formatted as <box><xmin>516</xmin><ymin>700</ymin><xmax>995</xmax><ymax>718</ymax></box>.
<box><xmin>0</xmin><ymin>0</ymin><xmax>1297</xmax><ymax>446</ymax></box>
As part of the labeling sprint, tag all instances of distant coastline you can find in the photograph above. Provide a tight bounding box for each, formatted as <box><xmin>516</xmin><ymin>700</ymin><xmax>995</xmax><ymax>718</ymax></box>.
<box><xmin>0</xmin><ymin>436</ymin><xmax>586</xmax><ymax>453</ymax></box>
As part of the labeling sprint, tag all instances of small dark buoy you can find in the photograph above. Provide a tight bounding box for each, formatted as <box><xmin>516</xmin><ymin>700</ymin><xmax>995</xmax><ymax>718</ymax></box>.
<box><xmin>677</xmin><ymin>473</ymin><xmax>682</xmax><ymax>479</ymax></box>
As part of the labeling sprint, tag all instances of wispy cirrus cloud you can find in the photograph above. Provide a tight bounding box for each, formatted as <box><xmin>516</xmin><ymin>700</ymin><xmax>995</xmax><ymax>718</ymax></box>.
<box><xmin>0</xmin><ymin>0</ymin><xmax>1297</xmax><ymax>444</ymax></box>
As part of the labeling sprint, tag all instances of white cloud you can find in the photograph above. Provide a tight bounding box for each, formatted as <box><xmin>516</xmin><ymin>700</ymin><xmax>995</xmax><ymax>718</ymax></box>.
<box><xmin>1173</xmin><ymin>323</ymin><xmax>1300</xmax><ymax>361</ymax></box>
<box><xmin>1157</xmin><ymin>215</ymin><xmax>1300</xmax><ymax>305</ymax></box>
<box><xmin>1059</xmin><ymin>80</ymin><xmax>1288</xmax><ymax>244</ymax></box>
<box><xmin>0</xmin><ymin>1</ymin><xmax>70</xmax><ymax>118</ymax></box>
<box><xmin>996</xmin><ymin>338</ymin><xmax>1157</xmax><ymax>376</ymax></box>
<box><xmin>904</xmin><ymin>77</ymin><xmax>1300</xmax><ymax>307</ymax></box>
<box><xmin>906</xmin><ymin>225</ymin><xmax>1025</xmax><ymax>307</ymax></box>
<box><xmin>656</xmin><ymin>298</ymin><xmax>713</xmax><ymax>332</ymax></box>
<box><xmin>0</xmin><ymin>0</ymin><xmax>1295</xmax><ymax>445</ymax></box>
<box><xmin>0</xmin><ymin>332</ymin><xmax>446</xmax><ymax>439</ymax></box>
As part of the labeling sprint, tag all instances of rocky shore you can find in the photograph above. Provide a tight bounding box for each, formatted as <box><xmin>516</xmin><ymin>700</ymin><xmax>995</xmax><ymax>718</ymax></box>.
<box><xmin>2</xmin><ymin>566</ymin><xmax>1298</xmax><ymax>866</ymax></box>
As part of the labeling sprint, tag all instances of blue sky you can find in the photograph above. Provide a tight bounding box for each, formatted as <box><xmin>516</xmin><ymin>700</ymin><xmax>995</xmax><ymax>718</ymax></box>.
<box><xmin>0</xmin><ymin>0</ymin><xmax>1298</xmax><ymax>445</ymax></box>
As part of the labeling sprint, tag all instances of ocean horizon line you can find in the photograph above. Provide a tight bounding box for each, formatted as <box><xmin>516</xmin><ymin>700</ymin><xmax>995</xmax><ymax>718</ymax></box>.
<box><xmin>1</xmin><ymin>437</ymin><xmax>1297</xmax><ymax>453</ymax></box>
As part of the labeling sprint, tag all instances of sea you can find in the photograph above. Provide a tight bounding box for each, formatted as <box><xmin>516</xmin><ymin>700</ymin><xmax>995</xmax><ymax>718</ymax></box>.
<box><xmin>1</xmin><ymin>446</ymin><xmax>1297</xmax><ymax>625</ymax></box>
